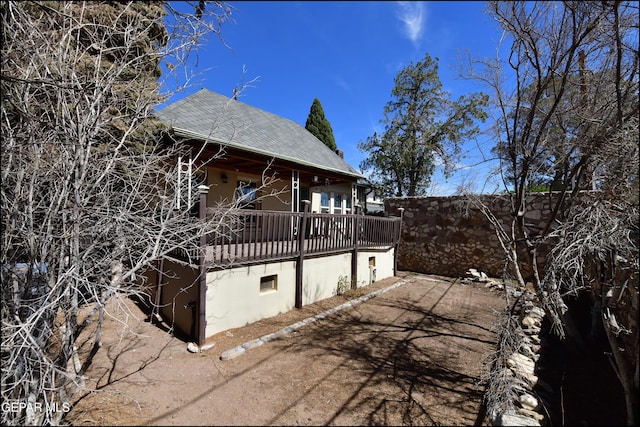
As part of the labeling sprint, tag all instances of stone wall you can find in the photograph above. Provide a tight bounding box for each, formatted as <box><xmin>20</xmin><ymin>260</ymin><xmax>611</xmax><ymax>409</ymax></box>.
<box><xmin>384</xmin><ymin>193</ymin><xmax>561</xmax><ymax>278</ymax></box>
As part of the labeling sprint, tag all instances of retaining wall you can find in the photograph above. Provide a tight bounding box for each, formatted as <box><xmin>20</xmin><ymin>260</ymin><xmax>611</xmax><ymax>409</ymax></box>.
<box><xmin>384</xmin><ymin>193</ymin><xmax>562</xmax><ymax>278</ymax></box>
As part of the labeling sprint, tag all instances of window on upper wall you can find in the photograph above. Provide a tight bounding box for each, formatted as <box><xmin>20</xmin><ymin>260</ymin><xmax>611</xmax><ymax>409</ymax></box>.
<box><xmin>333</xmin><ymin>193</ymin><xmax>343</xmax><ymax>214</ymax></box>
<box><xmin>320</xmin><ymin>192</ymin><xmax>330</xmax><ymax>213</ymax></box>
<box><xmin>236</xmin><ymin>181</ymin><xmax>258</xmax><ymax>209</ymax></box>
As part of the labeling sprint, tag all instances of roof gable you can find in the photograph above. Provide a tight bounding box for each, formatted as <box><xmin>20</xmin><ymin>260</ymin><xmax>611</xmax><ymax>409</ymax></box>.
<box><xmin>154</xmin><ymin>89</ymin><xmax>362</xmax><ymax>178</ymax></box>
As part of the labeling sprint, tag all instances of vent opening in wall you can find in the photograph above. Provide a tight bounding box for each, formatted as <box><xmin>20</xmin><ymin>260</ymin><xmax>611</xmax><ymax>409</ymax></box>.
<box><xmin>260</xmin><ymin>275</ymin><xmax>278</xmax><ymax>293</ymax></box>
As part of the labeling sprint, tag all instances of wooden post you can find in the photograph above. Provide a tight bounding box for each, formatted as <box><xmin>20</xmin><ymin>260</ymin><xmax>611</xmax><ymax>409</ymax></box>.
<box><xmin>197</xmin><ymin>185</ymin><xmax>209</xmax><ymax>347</ymax></box>
<box><xmin>351</xmin><ymin>215</ymin><xmax>359</xmax><ymax>290</ymax></box>
<box><xmin>295</xmin><ymin>200</ymin><xmax>310</xmax><ymax>309</ymax></box>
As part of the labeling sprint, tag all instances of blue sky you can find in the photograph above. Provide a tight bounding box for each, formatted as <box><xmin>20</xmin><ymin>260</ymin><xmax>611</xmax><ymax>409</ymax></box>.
<box><xmin>162</xmin><ymin>1</ymin><xmax>506</xmax><ymax>195</ymax></box>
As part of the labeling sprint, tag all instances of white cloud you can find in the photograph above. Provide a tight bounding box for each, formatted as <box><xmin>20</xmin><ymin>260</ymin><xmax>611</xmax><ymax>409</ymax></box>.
<box><xmin>396</xmin><ymin>2</ymin><xmax>425</xmax><ymax>46</ymax></box>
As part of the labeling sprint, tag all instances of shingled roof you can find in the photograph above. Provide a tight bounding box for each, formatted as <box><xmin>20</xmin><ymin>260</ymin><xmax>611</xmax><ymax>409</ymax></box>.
<box><xmin>154</xmin><ymin>88</ymin><xmax>363</xmax><ymax>179</ymax></box>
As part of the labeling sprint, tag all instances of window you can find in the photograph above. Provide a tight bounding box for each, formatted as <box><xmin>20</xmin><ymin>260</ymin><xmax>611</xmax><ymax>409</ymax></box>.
<box><xmin>320</xmin><ymin>192</ymin><xmax>330</xmax><ymax>213</ymax></box>
<box><xmin>260</xmin><ymin>275</ymin><xmax>277</xmax><ymax>293</ymax></box>
<box><xmin>332</xmin><ymin>193</ymin><xmax>343</xmax><ymax>214</ymax></box>
<box><xmin>236</xmin><ymin>181</ymin><xmax>258</xmax><ymax>209</ymax></box>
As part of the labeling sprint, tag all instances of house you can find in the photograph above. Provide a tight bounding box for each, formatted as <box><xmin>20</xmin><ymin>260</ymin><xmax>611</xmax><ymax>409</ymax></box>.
<box><xmin>148</xmin><ymin>88</ymin><xmax>402</xmax><ymax>347</ymax></box>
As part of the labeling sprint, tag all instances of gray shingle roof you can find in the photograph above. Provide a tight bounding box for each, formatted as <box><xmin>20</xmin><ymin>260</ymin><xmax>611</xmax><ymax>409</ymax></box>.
<box><xmin>154</xmin><ymin>88</ymin><xmax>362</xmax><ymax>178</ymax></box>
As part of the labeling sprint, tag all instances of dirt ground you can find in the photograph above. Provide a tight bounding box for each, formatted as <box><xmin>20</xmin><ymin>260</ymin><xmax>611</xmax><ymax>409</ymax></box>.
<box><xmin>65</xmin><ymin>272</ymin><xmax>506</xmax><ymax>426</ymax></box>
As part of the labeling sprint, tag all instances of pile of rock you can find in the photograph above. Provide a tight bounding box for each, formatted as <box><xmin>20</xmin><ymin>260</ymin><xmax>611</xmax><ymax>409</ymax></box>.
<box><xmin>465</xmin><ymin>269</ymin><xmax>553</xmax><ymax>426</ymax></box>
<box><xmin>463</xmin><ymin>267</ymin><xmax>492</xmax><ymax>283</ymax></box>
<box><xmin>495</xmin><ymin>299</ymin><xmax>551</xmax><ymax>426</ymax></box>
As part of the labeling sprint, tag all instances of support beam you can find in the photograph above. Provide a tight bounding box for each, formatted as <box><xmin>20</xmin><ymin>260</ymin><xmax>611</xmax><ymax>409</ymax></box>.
<box><xmin>197</xmin><ymin>185</ymin><xmax>209</xmax><ymax>347</ymax></box>
<box><xmin>295</xmin><ymin>200</ymin><xmax>310</xmax><ymax>309</ymax></box>
<box><xmin>351</xmin><ymin>215</ymin><xmax>359</xmax><ymax>290</ymax></box>
<box><xmin>291</xmin><ymin>170</ymin><xmax>300</xmax><ymax>212</ymax></box>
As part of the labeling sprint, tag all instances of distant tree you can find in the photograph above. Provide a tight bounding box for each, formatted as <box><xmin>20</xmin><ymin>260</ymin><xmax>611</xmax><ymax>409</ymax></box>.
<box><xmin>358</xmin><ymin>53</ymin><xmax>488</xmax><ymax>197</ymax></box>
<box><xmin>305</xmin><ymin>98</ymin><xmax>337</xmax><ymax>151</ymax></box>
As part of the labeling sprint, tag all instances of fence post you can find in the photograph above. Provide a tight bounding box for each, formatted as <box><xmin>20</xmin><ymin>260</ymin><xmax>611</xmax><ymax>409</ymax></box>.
<box><xmin>295</xmin><ymin>200</ymin><xmax>310</xmax><ymax>308</ymax></box>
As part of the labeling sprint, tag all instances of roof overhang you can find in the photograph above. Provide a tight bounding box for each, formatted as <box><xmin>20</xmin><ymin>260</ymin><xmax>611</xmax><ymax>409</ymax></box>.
<box><xmin>170</xmin><ymin>128</ymin><xmax>363</xmax><ymax>185</ymax></box>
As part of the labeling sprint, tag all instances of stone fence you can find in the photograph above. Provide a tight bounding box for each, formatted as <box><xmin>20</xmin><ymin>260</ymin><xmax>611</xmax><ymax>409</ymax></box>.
<box><xmin>384</xmin><ymin>193</ymin><xmax>563</xmax><ymax>278</ymax></box>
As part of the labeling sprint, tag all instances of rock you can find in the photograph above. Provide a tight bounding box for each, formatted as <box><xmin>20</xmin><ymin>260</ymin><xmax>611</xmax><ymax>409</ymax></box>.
<box><xmin>260</xmin><ymin>332</ymin><xmax>277</xmax><ymax>342</ymax></box>
<box><xmin>519</xmin><ymin>344</ymin><xmax>537</xmax><ymax>359</ymax></box>
<box><xmin>508</xmin><ymin>352</ymin><xmax>536</xmax><ymax>374</ymax></box>
<box><xmin>516</xmin><ymin>407</ymin><xmax>545</xmax><ymax>421</ymax></box>
<box><xmin>200</xmin><ymin>342</ymin><xmax>215</xmax><ymax>352</ymax></box>
<box><xmin>242</xmin><ymin>339</ymin><xmax>264</xmax><ymax>350</ymax></box>
<box><xmin>529</xmin><ymin>343</ymin><xmax>541</xmax><ymax>354</ymax></box>
<box><xmin>272</xmin><ymin>327</ymin><xmax>293</xmax><ymax>339</ymax></box>
<box><xmin>465</xmin><ymin>268</ymin><xmax>489</xmax><ymax>282</ymax></box>
<box><xmin>508</xmin><ymin>363</ymin><xmax>535</xmax><ymax>377</ymax></box>
<box><xmin>528</xmin><ymin>306</ymin><xmax>545</xmax><ymax>319</ymax></box>
<box><xmin>511</xmin><ymin>352</ymin><xmax>535</xmax><ymax>365</ymax></box>
<box><xmin>288</xmin><ymin>321</ymin><xmax>306</xmax><ymax>331</ymax></box>
<box><xmin>522</xmin><ymin>315</ymin><xmax>541</xmax><ymax>328</ymax></box>
<box><xmin>518</xmin><ymin>392</ymin><xmax>539</xmax><ymax>410</ymax></box>
<box><xmin>497</xmin><ymin>412</ymin><xmax>541</xmax><ymax>426</ymax></box>
<box><xmin>220</xmin><ymin>345</ymin><xmax>245</xmax><ymax>360</ymax></box>
<box><xmin>335</xmin><ymin>301</ymin><xmax>353</xmax><ymax>310</ymax></box>
<box><xmin>520</xmin><ymin>372</ymin><xmax>539</xmax><ymax>386</ymax></box>
<box><xmin>522</xmin><ymin>325</ymin><xmax>541</xmax><ymax>335</ymax></box>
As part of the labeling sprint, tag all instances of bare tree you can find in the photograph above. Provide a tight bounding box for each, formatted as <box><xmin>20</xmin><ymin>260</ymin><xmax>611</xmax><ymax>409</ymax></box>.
<box><xmin>0</xmin><ymin>2</ymin><xmax>284</xmax><ymax>425</ymax></box>
<box><xmin>463</xmin><ymin>1</ymin><xmax>638</xmax><ymax>424</ymax></box>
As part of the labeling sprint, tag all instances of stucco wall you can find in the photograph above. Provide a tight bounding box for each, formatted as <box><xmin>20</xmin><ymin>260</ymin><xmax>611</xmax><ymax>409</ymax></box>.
<box><xmin>205</xmin><ymin>166</ymin><xmax>355</xmax><ymax>214</ymax></box>
<box><xmin>206</xmin><ymin>167</ymin><xmax>291</xmax><ymax>211</ymax></box>
<box><xmin>385</xmin><ymin>193</ymin><xmax>561</xmax><ymax>278</ymax></box>
<box><xmin>205</xmin><ymin>261</ymin><xmax>298</xmax><ymax>337</ymax></box>
<box><xmin>203</xmin><ymin>248</ymin><xmax>395</xmax><ymax>337</ymax></box>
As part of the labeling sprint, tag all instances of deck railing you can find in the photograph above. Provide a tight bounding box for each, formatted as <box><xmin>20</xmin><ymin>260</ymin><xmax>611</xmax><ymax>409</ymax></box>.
<box><xmin>198</xmin><ymin>208</ymin><xmax>402</xmax><ymax>267</ymax></box>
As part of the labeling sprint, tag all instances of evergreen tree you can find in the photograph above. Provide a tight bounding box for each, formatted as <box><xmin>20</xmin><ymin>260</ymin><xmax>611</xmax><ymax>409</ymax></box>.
<box><xmin>305</xmin><ymin>98</ymin><xmax>337</xmax><ymax>151</ymax></box>
<box><xmin>358</xmin><ymin>53</ymin><xmax>488</xmax><ymax>197</ymax></box>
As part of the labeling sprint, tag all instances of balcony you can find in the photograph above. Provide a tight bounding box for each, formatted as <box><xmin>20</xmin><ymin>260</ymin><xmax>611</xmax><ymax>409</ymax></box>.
<box><xmin>169</xmin><ymin>208</ymin><xmax>403</xmax><ymax>270</ymax></box>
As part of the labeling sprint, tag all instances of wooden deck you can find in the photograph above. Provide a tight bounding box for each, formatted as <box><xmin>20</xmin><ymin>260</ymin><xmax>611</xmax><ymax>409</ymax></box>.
<box><xmin>169</xmin><ymin>209</ymin><xmax>402</xmax><ymax>269</ymax></box>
